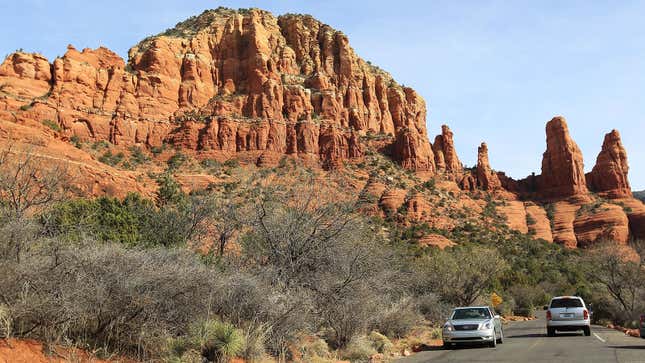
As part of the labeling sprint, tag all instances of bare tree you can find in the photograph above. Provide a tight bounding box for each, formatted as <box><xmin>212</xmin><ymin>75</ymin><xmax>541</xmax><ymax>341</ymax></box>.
<box><xmin>0</xmin><ymin>146</ymin><xmax>70</xmax><ymax>218</ymax></box>
<box><xmin>416</xmin><ymin>246</ymin><xmax>509</xmax><ymax>306</ymax></box>
<box><xmin>583</xmin><ymin>242</ymin><xmax>644</xmax><ymax>322</ymax></box>
<box><xmin>0</xmin><ymin>147</ymin><xmax>71</xmax><ymax>261</ymax></box>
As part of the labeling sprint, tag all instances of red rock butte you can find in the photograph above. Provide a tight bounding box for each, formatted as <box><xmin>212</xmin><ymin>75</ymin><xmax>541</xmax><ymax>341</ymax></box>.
<box><xmin>0</xmin><ymin>8</ymin><xmax>434</xmax><ymax>172</ymax></box>
<box><xmin>0</xmin><ymin>7</ymin><xmax>643</xmax><ymax>248</ymax></box>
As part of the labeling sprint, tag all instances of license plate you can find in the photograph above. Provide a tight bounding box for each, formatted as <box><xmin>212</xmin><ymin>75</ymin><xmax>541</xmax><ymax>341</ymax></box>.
<box><xmin>560</xmin><ymin>313</ymin><xmax>574</xmax><ymax>318</ymax></box>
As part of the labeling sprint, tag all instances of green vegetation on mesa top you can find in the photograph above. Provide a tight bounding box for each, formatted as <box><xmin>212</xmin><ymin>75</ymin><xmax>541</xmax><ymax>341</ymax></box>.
<box><xmin>634</xmin><ymin>190</ymin><xmax>645</xmax><ymax>202</ymax></box>
<box><xmin>136</xmin><ymin>7</ymin><xmax>265</xmax><ymax>49</ymax></box>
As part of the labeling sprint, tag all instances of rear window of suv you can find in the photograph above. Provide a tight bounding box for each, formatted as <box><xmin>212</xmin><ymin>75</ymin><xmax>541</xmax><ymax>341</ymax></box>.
<box><xmin>550</xmin><ymin>298</ymin><xmax>583</xmax><ymax>308</ymax></box>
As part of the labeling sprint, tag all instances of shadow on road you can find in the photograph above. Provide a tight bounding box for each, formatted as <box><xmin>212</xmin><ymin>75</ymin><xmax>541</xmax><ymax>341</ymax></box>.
<box><xmin>609</xmin><ymin>345</ymin><xmax>645</xmax><ymax>350</ymax></box>
<box><xmin>507</xmin><ymin>333</ymin><xmax>545</xmax><ymax>338</ymax></box>
<box><xmin>446</xmin><ymin>344</ymin><xmax>493</xmax><ymax>350</ymax></box>
<box><xmin>413</xmin><ymin>344</ymin><xmax>445</xmax><ymax>352</ymax></box>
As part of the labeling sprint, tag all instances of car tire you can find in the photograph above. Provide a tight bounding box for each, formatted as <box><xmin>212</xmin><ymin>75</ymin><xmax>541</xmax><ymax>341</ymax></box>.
<box><xmin>497</xmin><ymin>328</ymin><xmax>504</xmax><ymax>344</ymax></box>
<box><xmin>584</xmin><ymin>326</ymin><xmax>591</xmax><ymax>336</ymax></box>
<box><xmin>547</xmin><ymin>327</ymin><xmax>556</xmax><ymax>337</ymax></box>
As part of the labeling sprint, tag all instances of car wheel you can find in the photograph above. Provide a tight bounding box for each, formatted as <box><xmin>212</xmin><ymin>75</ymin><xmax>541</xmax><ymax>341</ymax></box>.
<box><xmin>584</xmin><ymin>326</ymin><xmax>591</xmax><ymax>336</ymax></box>
<box><xmin>547</xmin><ymin>327</ymin><xmax>555</xmax><ymax>337</ymax></box>
<box><xmin>497</xmin><ymin>328</ymin><xmax>504</xmax><ymax>344</ymax></box>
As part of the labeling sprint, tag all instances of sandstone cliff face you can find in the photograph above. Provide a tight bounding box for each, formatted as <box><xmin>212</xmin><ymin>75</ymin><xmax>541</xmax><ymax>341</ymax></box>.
<box><xmin>496</xmin><ymin>201</ymin><xmax>529</xmax><ymax>234</ymax></box>
<box><xmin>586</xmin><ymin>130</ymin><xmax>631</xmax><ymax>198</ymax></box>
<box><xmin>525</xmin><ymin>203</ymin><xmax>553</xmax><ymax>242</ymax></box>
<box><xmin>0</xmin><ymin>8</ymin><xmax>433</xmax><ymax>171</ymax></box>
<box><xmin>538</xmin><ymin>117</ymin><xmax>588</xmax><ymax>199</ymax></box>
<box><xmin>1</xmin><ymin>7</ymin><xmax>643</xmax><ymax>250</ymax></box>
<box><xmin>573</xmin><ymin>203</ymin><xmax>629</xmax><ymax>247</ymax></box>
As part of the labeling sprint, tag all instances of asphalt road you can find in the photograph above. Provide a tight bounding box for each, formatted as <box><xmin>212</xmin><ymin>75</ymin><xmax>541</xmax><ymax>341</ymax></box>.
<box><xmin>399</xmin><ymin>312</ymin><xmax>645</xmax><ymax>363</ymax></box>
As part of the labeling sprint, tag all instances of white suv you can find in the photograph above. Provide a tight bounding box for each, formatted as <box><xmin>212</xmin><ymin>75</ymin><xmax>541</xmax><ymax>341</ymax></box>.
<box><xmin>544</xmin><ymin>296</ymin><xmax>591</xmax><ymax>337</ymax></box>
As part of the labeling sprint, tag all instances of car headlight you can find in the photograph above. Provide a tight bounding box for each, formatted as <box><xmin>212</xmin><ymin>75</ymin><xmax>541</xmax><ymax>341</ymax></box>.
<box><xmin>443</xmin><ymin>322</ymin><xmax>453</xmax><ymax>331</ymax></box>
<box><xmin>480</xmin><ymin>321</ymin><xmax>492</xmax><ymax>330</ymax></box>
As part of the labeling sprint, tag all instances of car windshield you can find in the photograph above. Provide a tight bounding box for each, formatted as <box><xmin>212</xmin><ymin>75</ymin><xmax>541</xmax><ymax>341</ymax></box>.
<box><xmin>452</xmin><ymin>308</ymin><xmax>491</xmax><ymax>320</ymax></box>
<box><xmin>550</xmin><ymin>298</ymin><xmax>583</xmax><ymax>308</ymax></box>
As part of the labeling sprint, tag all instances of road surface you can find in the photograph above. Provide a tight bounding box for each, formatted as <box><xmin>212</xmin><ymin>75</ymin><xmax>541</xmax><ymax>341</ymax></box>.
<box><xmin>399</xmin><ymin>313</ymin><xmax>645</xmax><ymax>363</ymax></box>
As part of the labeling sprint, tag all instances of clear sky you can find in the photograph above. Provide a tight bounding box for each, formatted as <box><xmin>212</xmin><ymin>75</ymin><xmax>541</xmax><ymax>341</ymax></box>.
<box><xmin>2</xmin><ymin>0</ymin><xmax>644</xmax><ymax>189</ymax></box>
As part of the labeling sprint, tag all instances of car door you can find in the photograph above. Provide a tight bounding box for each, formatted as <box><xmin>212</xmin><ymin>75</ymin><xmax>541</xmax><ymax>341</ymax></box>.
<box><xmin>489</xmin><ymin>307</ymin><xmax>501</xmax><ymax>334</ymax></box>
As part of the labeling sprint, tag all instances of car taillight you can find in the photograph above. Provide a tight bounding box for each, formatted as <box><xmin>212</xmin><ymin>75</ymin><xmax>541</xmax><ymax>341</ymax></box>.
<box><xmin>583</xmin><ymin>310</ymin><xmax>589</xmax><ymax>320</ymax></box>
<box><xmin>546</xmin><ymin>310</ymin><xmax>552</xmax><ymax>320</ymax></box>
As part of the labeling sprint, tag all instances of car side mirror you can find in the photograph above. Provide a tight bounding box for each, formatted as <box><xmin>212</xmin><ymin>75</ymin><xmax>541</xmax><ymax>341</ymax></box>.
<box><xmin>543</xmin><ymin>305</ymin><xmax>549</xmax><ymax>310</ymax></box>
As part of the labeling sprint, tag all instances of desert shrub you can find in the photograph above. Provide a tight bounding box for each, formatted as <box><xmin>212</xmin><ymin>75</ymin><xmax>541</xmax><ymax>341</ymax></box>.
<box><xmin>238</xmin><ymin>179</ymin><xmax>409</xmax><ymax>349</ymax></box>
<box><xmin>414</xmin><ymin>245</ymin><xmax>509</xmax><ymax>306</ymax></box>
<box><xmin>189</xmin><ymin>320</ymin><xmax>245</xmax><ymax>362</ymax></box>
<box><xmin>223</xmin><ymin>159</ymin><xmax>240</xmax><ymax>168</ymax></box>
<box><xmin>42</xmin><ymin>119</ymin><xmax>61</xmax><ymax>132</ymax></box>
<box><xmin>297</xmin><ymin>336</ymin><xmax>331</xmax><ymax>361</ymax></box>
<box><xmin>201</xmin><ymin>158</ymin><xmax>222</xmax><ymax>173</ymax></box>
<box><xmin>0</xmin><ymin>304</ymin><xmax>11</xmax><ymax>338</ymax></box>
<box><xmin>509</xmin><ymin>285</ymin><xmax>548</xmax><ymax>317</ymax></box>
<box><xmin>582</xmin><ymin>242</ymin><xmax>645</xmax><ymax>324</ymax></box>
<box><xmin>416</xmin><ymin>293</ymin><xmax>451</xmax><ymax>324</ymax></box>
<box><xmin>371</xmin><ymin>297</ymin><xmax>421</xmax><ymax>338</ymax></box>
<box><xmin>156</xmin><ymin>172</ymin><xmax>182</xmax><ymax>202</ymax></box>
<box><xmin>129</xmin><ymin>146</ymin><xmax>150</xmax><ymax>165</ymax></box>
<box><xmin>98</xmin><ymin>150</ymin><xmax>125</xmax><ymax>166</ymax></box>
<box><xmin>42</xmin><ymin>192</ymin><xmax>214</xmax><ymax>248</ymax></box>
<box><xmin>239</xmin><ymin>322</ymin><xmax>269</xmax><ymax>361</ymax></box>
<box><xmin>151</xmin><ymin>144</ymin><xmax>166</xmax><ymax>155</ymax></box>
<box><xmin>70</xmin><ymin>135</ymin><xmax>82</xmax><ymax>148</ymax></box>
<box><xmin>167</xmin><ymin>152</ymin><xmax>187</xmax><ymax>170</ymax></box>
<box><xmin>0</xmin><ymin>147</ymin><xmax>71</xmax><ymax>218</ymax></box>
<box><xmin>367</xmin><ymin>331</ymin><xmax>393</xmax><ymax>354</ymax></box>
<box><xmin>0</xmin><ymin>241</ymin><xmax>217</xmax><ymax>359</ymax></box>
<box><xmin>341</xmin><ymin>336</ymin><xmax>377</xmax><ymax>362</ymax></box>
<box><xmin>496</xmin><ymin>297</ymin><xmax>516</xmax><ymax>317</ymax></box>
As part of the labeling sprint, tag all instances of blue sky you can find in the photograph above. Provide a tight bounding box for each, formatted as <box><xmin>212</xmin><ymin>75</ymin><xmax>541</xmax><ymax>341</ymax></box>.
<box><xmin>2</xmin><ymin>0</ymin><xmax>644</xmax><ymax>189</ymax></box>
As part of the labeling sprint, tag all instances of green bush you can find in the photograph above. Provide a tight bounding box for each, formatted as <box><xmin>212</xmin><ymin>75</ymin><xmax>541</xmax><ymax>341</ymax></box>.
<box><xmin>42</xmin><ymin>191</ymin><xmax>211</xmax><ymax>248</ymax></box>
<box><xmin>129</xmin><ymin>146</ymin><xmax>150</xmax><ymax>165</ymax></box>
<box><xmin>91</xmin><ymin>140</ymin><xmax>109</xmax><ymax>150</ymax></box>
<box><xmin>151</xmin><ymin>144</ymin><xmax>166</xmax><ymax>155</ymax></box>
<box><xmin>190</xmin><ymin>320</ymin><xmax>245</xmax><ymax>362</ymax></box>
<box><xmin>42</xmin><ymin>119</ymin><xmax>61</xmax><ymax>132</ymax></box>
<box><xmin>70</xmin><ymin>135</ymin><xmax>82</xmax><ymax>148</ymax></box>
<box><xmin>98</xmin><ymin>150</ymin><xmax>125</xmax><ymax>166</ymax></box>
<box><xmin>167</xmin><ymin>152</ymin><xmax>187</xmax><ymax>170</ymax></box>
<box><xmin>223</xmin><ymin>158</ymin><xmax>240</xmax><ymax>168</ymax></box>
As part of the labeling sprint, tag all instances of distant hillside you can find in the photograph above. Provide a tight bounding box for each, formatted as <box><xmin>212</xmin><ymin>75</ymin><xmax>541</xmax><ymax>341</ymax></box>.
<box><xmin>635</xmin><ymin>190</ymin><xmax>645</xmax><ymax>202</ymax></box>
